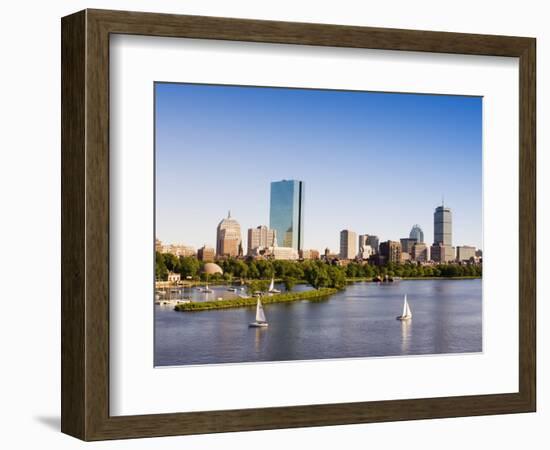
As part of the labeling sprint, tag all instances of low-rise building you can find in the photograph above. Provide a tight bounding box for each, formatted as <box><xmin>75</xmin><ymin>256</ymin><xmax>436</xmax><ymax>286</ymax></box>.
<box><xmin>411</xmin><ymin>242</ymin><xmax>429</xmax><ymax>262</ymax></box>
<box><xmin>161</xmin><ymin>244</ymin><xmax>196</xmax><ymax>257</ymax></box>
<box><xmin>430</xmin><ymin>243</ymin><xmax>455</xmax><ymax>263</ymax></box>
<box><xmin>197</xmin><ymin>245</ymin><xmax>216</xmax><ymax>261</ymax></box>
<box><xmin>266</xmin><ymin>246</ymin><xmax>299</xmax><ymax>260</ymax></box>
<box><xmin>167</xmin><ymin>271</ymin><xmax>181</xmax><ymax>283</ymax></box>
<box><xmin>456</xmin><ymin>245</ymin><xmax>477</xmax><ymax>262</ymax></box>
<box><xmin>300</xmin><ymin>249</ymin><xmax>320</xmax><ymax>260</ymax></box>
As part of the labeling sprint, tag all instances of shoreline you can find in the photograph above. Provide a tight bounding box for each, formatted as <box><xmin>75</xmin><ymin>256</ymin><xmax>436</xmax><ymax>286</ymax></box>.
<box><xmin>174</xmin><ymin>288</ymin><xmax>338</xmax><ymax>312</ymax></box>
<box><xmin>160</xmin><ymin>275</ymin><xmax>482</xmax><ymax>288</ymax></box>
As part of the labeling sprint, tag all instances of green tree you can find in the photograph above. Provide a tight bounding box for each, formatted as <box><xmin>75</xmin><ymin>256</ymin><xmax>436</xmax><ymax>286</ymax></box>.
<box><xmin>155</xmin><ymin>251</ymin><xmax>168</xmax><ymax>281</ymax></box>
<box><xmin>282</xmin><ymin>276</ymin><xmax>296</xmax><ymax>292</ymax></box>
<box><xmin>248</xmin><ymin>279</ymin><xmax>270</xmax><ymax>293</ymax></box>
<box><xmin>178</xmin><ymin>256</ymin><xmax>200</xmax><ymax>279</ymax></box>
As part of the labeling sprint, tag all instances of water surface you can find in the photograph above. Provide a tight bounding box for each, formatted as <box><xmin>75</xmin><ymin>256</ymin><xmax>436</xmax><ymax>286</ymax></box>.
<box><xmin>154</xmin><ymin>279</ymin><xmax>482</xmax><ymax>366</ymax></box>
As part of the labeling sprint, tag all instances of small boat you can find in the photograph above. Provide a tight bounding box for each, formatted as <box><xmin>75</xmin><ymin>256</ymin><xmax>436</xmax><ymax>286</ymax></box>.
<box><xmin>268</xmin><ymin>277</ymin><xmax>281</xmax><ymax>294</ymax></box>
<box><xmin>202</xmin><ymin>284</ymin><xmax>213</xmax><ymax>293</ymax></box>
<box><xmin>249</xmin><ymin>297</ymin><xmax>269</xmax><ymax>328</ymax></box>
<box><xmin>396</xmin><ymin>294</ymin><xmax>412</xmax><ymax>321</ymax></box>
<box><xmin>227</xmin><ymin>287</ymin><xmax>237</xmax><ymax>292</ymax></box>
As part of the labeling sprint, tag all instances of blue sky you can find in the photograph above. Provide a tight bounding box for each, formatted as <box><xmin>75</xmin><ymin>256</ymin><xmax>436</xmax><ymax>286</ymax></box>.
<box><xmin>155</xmin><ymin>82</ymin><xmax>482</xmax><ymax>252</ymax></box>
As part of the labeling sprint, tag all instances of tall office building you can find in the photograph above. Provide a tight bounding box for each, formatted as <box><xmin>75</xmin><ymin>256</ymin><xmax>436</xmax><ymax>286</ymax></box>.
<box><xmin>434</xmin><ymin>205</ymin><xmax>452</xmax><ymax>245</ymax></box>
<box><xmin>431</xmin><ymin>204</ymin><xmax>454</xmax><ymax>262</ymax></box>
<box><xmin>409</xmin><ymin>224</ymin><xmax>425</xmax><ymax>243</ymax></box>
<box><xmin>339</xmin><ymin>230</ymin><xmax>357</xmax><ymax>260</ymax></box>
<box><xmin>216</xmin><ymin>211</ymin><xmax>242</xmax><ymax>257</ymax></box>
<box><xmin>269</xmin><ymin>180</ymin><xmax>305</xmax><ymax>250</ymax></box>
<box><xmin>366</xmin><ymin>235</ymin><xmax>380</xmax><ymax>253</ymax></box>
<box><xmin>247</xmin><ymin>225</ymin><xmax>277</xmax><ymax>255</ymax></box>
<box><xmin>358</xmin><ymin>234</ymin><xmax>373</xmax><ymax>260</ymax></box>
<box><xmin>400</xmin><ymin>237</ymin><xmax>418</xmax><ymax>254</ymax></box>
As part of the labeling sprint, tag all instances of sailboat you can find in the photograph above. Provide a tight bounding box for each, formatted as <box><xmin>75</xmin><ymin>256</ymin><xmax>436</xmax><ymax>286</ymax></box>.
<box><xmin>396</xmin><ymin>294</ymin><xmax>412</xmax><ymax>321</ymax></box>
<box><xmin>202</xmin><ymin>283</ymin><xmax>213</xmax><ymax>293</ymax></box>
<box><xmin>249</xmin><ymin>297</ymin><xmax>269</xmax><ymax>328</ymax></box>
<box><xmin>268</xmin><ymin>277</ymin><xmax>281</xmax><ymax>294</ymax></box>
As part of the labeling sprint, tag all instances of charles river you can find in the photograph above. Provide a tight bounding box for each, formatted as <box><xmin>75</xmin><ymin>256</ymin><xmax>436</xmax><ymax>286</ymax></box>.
<box><xmin>154</xmin><ymin>279</ymin><xmax>482</xmax><ymax>366</ymax></box>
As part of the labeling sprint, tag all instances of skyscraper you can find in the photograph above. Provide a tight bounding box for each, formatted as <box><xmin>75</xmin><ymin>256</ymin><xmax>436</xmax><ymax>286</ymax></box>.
<box><xmin>366</xmin><ymin>235</ymin><xmax>380</xmax><ymax>253</ymax></box>
<box><xmin>269</xmin><ymin>180</ymin><xmax>305</xmax><ymax>251</ymax></box>
<box><xmin>339</xmin><ymin>230</ymin><xmax>357</xmax><ymax>260</ymax></box>
<box><xmin>216</xmin><ymin>211</ymin><xmax>242</xmax><ymax>257</ymax></box>
<box><xmin>434</xmin><ymin>205</ymin><xmax>452</xmax><ymax>245</ymax></box>
<box><xmin>358</xmin><ymin>234</ymin><xmax>373</xmax><ymax>259</ymax></box>
<box><xmin>409</xmin><ymin>224</ymin><xmax>425</xmax><ymax>243</ymax></box>
<box><xmin>431</xmin><ymin>204</ymin><xmax>454</xmax><ymax>262</ymax></box>
<box><xmin>400</xmin><ymin>237</ymin><xmax>418</xmax><ymax>254</ymax></box>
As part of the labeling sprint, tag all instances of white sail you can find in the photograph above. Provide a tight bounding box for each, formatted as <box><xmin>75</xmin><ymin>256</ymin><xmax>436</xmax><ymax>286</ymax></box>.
<box><xmin>256</xmin><ymin>298</ymin><xmax>267</xmax><ymax>323</ymax></box>
<box><xmin>401</xmin><ymin>295</ymin><xmax>408</xmax><ymax>317</ymax></box>
<box><xmin>269</xmin><ymin>277</ymin><xmax>275</xmax><ymax>292</ymax></box>
<box><xmin>405</xmin><ymin>298</ymin><xmax>412</xmax><ymax>318</ymax></box>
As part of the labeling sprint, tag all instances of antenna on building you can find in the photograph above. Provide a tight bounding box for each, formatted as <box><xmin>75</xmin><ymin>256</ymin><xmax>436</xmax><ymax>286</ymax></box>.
<box><xmin>442</xmin><ymin>195</ymin><xmax>444</xmax><ymax>207</ymax></box>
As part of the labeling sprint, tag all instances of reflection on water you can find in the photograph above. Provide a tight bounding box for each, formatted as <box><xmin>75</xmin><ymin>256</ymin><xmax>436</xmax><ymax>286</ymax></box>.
<box><xmin>155</xmin><ymin>279</ymin><xmax>482</xmax><ymax>366</ymax></box>
<box><xmin>401</xmin><ymin>320</ymin><xmax>412</xmax><ymax>354</ymax></box>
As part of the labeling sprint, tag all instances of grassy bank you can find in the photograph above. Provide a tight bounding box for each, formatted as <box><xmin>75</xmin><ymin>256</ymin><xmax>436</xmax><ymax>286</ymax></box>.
<box><xmin>174</xmin><ymin>287</ymin><xmax>338</xmax><ymax>312</ymax></box>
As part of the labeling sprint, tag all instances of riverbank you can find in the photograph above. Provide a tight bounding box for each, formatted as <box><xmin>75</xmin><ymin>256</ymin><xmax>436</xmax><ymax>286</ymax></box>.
<box><xmin>346</xmin><ymin>276</ymin><xmax>482</xmax><ymax>282</ymax></box>
<box><xmin>174</xmin><ymin>287</ymin><xmax>338</xmax><ymax>312</ymax></box>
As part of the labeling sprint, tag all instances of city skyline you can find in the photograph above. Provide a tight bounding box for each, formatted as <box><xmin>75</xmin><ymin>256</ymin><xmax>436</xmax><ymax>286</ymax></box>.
<box><xmin>155</xmin><ymin>82</ymin><xmax>482</xmax><ymax>251</ymax></box>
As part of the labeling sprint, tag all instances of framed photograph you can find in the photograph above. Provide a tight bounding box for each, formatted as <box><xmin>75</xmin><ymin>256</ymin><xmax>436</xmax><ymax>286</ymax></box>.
<box><xmin>61</xmin><ymin>9</ymin><xmax>536</xmax><ymax>440</ymax></box>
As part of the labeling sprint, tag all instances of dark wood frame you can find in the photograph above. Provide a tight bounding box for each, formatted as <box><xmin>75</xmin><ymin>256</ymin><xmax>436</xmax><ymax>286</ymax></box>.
<box><xmin>61</xmin><ymin>8</ymin><xmax>536</xmax><ymax>441</ymax></box>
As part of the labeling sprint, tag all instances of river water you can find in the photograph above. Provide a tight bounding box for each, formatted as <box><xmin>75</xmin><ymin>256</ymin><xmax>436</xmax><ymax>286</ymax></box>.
<box><xmin>154</xmin><ymin>279</ymin><xmax>482</xmax><ymax>366</ymax></box>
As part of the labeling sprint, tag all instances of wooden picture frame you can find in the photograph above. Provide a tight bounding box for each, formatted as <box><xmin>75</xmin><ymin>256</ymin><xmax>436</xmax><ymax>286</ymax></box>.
<box><xmin>61</xmin><ymin>9</ymin><xmax>536</xmax><ymax>441</ymax></box>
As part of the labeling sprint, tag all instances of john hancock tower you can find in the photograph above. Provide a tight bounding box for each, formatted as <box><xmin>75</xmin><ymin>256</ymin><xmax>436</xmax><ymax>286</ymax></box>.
<box><xmin>269</xmin><ymin>180</ymin><xmax>305</xmax><ymax>251</ymax></box>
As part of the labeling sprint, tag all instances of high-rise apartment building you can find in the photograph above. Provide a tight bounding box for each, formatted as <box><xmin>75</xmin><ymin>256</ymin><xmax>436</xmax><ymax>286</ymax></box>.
<box><xmin>269</xmin><ymin>180</ymin><xmax>305</xmax><ymax>250</ymax></box>
<box><xmin>247</xmin><ymin>225</ymin><xmax>276</xmax><ymax>256</ymax></box>
<box><xmin>379</xmin><ymin>240</ymin><xmax>402</xmax><ymax>264</ymax></box>
<box><xmin>340</xmin><ymin>229</ymin><xmax>357</xmax><ymax>260</ymax></box>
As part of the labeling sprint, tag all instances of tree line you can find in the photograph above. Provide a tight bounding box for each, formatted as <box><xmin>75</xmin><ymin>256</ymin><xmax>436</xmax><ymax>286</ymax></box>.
<box><xmin>156</xmin><ymin>252</ymin><xmax>481</xmax><ymax>290</ymax></box>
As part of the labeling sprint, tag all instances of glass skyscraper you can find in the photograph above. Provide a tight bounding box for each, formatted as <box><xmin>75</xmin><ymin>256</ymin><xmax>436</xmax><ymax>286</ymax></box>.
<box><xmin>269</xmin><ymin>180</ymin><xmax>305</xmax><ymax>250</ymax></box>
